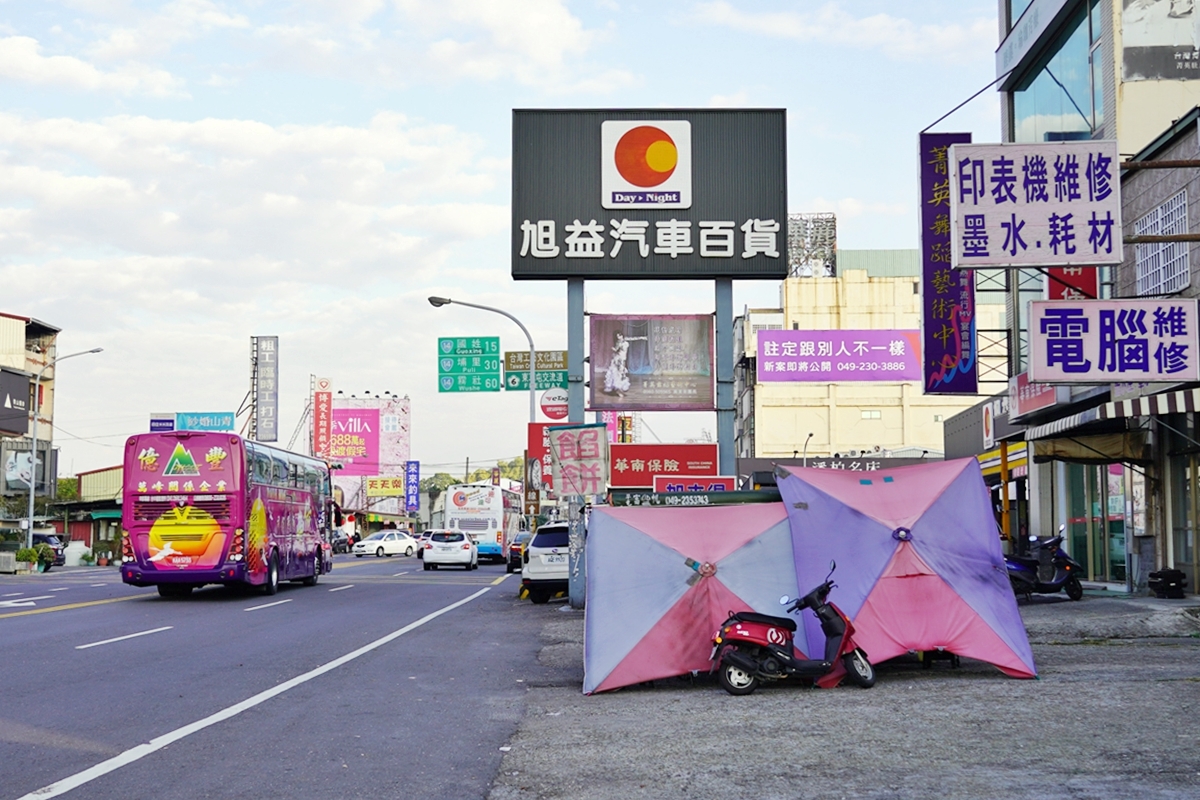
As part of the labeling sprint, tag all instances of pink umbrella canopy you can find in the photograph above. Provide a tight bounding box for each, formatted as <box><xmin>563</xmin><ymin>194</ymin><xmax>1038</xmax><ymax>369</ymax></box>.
<box><xmin>776</xmin><ymin>458</ymin><xmax>1036</xmax><ymax>679</ymax></box>
<box><xmin>583</xmin><ymin>503</ymin><xmax>801</xmax><ymax>694</ymax></box>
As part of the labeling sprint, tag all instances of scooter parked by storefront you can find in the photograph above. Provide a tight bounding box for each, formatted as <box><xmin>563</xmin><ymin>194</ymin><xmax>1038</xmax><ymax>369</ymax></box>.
<box><xmin>710</xmin><ymin>561</ymin><xmax>875</xmax><ymax>695</ymax></box>
<box><xmin>1006</xmin><ymin>524</ymin><xmax>1084</xmax><ymax>601</ymax></box>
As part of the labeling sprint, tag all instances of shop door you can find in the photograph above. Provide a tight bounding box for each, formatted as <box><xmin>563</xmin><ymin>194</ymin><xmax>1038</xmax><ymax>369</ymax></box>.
<box><xmin>1170</xmin><ymin>455</ymin><xmax>1198</xmax><ymax>596</ymax></box>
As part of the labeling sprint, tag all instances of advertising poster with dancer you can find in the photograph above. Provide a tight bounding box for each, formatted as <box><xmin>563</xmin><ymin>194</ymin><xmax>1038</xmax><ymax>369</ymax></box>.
<box><xmin>1124</xmin><ymin>0</ymin><xmax>1200</xmax><ymax>80</ymax></box>
<box><xmin>589</xmin><ymin>314</ymin><xmax>714</xmax><ymax>411</ymax></box>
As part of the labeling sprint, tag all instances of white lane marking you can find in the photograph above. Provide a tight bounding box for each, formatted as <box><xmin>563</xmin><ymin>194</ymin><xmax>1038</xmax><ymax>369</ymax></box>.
<box><xmin>21</xmin><ymin>587</ymin><xmax>492</xmax><ymax>800</ymax></box>
<box><xmin>76</xmin><ymin>627</ymin><xmax>173</xmax><ymax>650</ymax></box>
<box><xmin>90</xmin><ymin>584</ymin><xmax>108</xmax><ymax>588</ymax></box>
<box><xmin>2</xmin><ymin>592</ymin><xmax>24</xmax><ymax>597</ymax></box>
<box><xmin>0</xmin><ymin>595</ymin><xmax>55</xmax><ymax>608</ymax></box>
<box><xmin>243</xmin><ymin>599</ymin><xmax>292</xmax><ymax>612</ymax></box>
<box><xmin>392</xmin><ymin>571</ymin><xmax>409</xmax><ymax>576</ymax></box>
<box><xmin>328</xmin><ymin>585</ymin><xmax>353</xmax><ymax>592</ymax></box>
<box><xmin>50</xmin><ymin>588</ymin><xmax>70</xmax><ymax>592</ymax></box>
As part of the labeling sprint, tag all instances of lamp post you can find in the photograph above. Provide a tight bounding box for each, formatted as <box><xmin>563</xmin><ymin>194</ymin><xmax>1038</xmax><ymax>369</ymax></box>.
<box><xmin>801</xmin><ymin>431</ymin><xmax>814</xmax><ymax>468</ymax></box>
<box><xmin>428</xmin><ymin>297</ymin><xmax>537</xmax><ymax>424</ymax></box>
<box><xmin>26</xmin><ymin>347</ymin><xmax>103</xmax><ymax>549</ymax></box>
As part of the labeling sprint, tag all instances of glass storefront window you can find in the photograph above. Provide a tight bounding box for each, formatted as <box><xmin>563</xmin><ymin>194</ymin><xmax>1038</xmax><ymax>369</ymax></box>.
<box><xmin>1012</xmin><ymin>3</ymin><xmax>1101</xmax><ymax>142</ymax></box>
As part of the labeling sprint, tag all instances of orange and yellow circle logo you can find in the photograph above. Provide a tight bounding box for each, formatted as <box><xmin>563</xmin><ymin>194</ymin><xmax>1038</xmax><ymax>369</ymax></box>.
<box><xmin>614</xmin><ymin>126</ymin><xmax>678</xmax><ymax>188</ymax></box>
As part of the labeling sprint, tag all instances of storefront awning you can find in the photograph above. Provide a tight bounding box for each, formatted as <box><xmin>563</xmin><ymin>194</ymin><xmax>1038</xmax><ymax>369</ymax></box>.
<box><xmin>1024</xmin><ymin>387</ymin><xmax>1200</xmax><ymax>440</ymax></box>
<box><xmin>89</xmin><ymin>509</ymin><xmax>122</xmax><ymax>519</ymax></box>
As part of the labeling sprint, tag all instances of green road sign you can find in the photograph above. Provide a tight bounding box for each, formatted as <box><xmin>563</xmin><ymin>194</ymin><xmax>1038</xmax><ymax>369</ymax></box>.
<box><xmin>438</xmin><ymin>374</ymin><xmax>502</xmax><ymax>393</ymax></box>
<box><xmin>439</xmin><ymin>337</ymin><xmax>500</xmax><ymax>357</ymax></box>
<box><xmin>504</xmin><ymin>369</ymin><xmax>569</xmax><ymax>391</ymax></box>
<box><xmin>438</xmin><ymin>354</ymin><xmax>502</xmax><ymax>375</ymax></box>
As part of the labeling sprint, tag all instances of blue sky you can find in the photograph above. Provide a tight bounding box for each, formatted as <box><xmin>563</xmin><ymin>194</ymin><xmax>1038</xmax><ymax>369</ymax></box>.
<box><xmin>0</xmin><ymin>0</ymin><xmax>1001</xmax><ymax>476</ymax></box>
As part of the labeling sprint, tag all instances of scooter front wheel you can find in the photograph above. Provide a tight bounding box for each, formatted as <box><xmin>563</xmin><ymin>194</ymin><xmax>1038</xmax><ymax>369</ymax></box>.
<box><xmin>843</xmin><ymin>649</ymin><xmax>876</xmax><ymax>688</ymax></box>
<box><xmin>718</xmin><ymin>659</ymin><xmax>759</xmax><ymax>696</ymax></box>
<box><xmin>1066</xmin><ymin>576</ymin><xmax>1084</xmax><ymax>601</ymax></box>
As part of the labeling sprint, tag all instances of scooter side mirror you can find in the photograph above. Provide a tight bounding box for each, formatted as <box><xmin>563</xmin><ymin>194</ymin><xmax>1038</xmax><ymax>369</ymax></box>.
<box><xmin>1058</xmin><ymin>523</ymin><xmax>1066</xmax><ymax>533</ymax></box>
<box><xmin>778</xmin><ymin>595</ymin><xmax>791</xmax><ymax>606</ymax></box>
<box><xmin>829</xmin><ymin>559</ymin><xmax>836</xmax><ymax>571</ymax></box>
<box><xmin>1029</xmin><ymin>535</ymin><xmax>1038</xmax><ymax>542</ymax></box>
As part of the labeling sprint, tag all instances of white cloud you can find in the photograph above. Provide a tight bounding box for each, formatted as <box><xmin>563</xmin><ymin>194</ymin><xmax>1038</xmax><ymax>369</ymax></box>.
<box><xmin>709</xmin><ymin>90</ymin><xmax>750</xmax><ymax>107</ymax></box>
<box><xmin>694</xmin><ymin>1</ymin><xmax>995</xmax><ymax>64</ymax></box>
<box><xmin>86</xmin><ymin>0</ymin><xmax>251</xmax><ymax>61</ymax></box>
<box><xmin>0</xmin><ymin>36</ymin><xmax>186</xmax><ymax>96</ymax></box>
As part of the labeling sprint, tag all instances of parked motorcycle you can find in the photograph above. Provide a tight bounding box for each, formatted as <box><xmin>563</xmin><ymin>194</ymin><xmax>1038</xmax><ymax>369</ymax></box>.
<box><xmin>710</xmin><ymin>560</ymin><xmax>875</xmax><ymax>695</ymax></box>
<box><xmin>1005</xmin><ymin>524</ymin><xmax>1084</xmax><ymax>601</ymax></box>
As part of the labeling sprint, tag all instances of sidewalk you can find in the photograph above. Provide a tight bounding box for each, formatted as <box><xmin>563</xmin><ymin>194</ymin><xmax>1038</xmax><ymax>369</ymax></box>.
<box><xmin>489</xmin><ymin>593</ymin><xmax>1200</xmax><ymax>800</ymax></box>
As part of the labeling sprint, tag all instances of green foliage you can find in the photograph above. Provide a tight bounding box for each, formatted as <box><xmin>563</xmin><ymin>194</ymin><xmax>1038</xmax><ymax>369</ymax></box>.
<box><xmin>419</xmin><ymin>457</ymin><xmax>525</xmax><ymax>495</ymax></box>
<box><xmin>419</xmin><ymin>472</ymin><xmax>462</xmax><ymax>493</ymax></box>
<box><xmin>15</xmin><ymin>547</ymin><xmax>38</xmax><ymax>563</ymax></box>
<box><xmin>34</xmin><ymin>543</ymin><xmax>56</xmax><ymax>564</ymax></box>
<box><xmin>56</xmin><ymin>477</ymin><xmax>79</xmax><ymax>502</ymax></box>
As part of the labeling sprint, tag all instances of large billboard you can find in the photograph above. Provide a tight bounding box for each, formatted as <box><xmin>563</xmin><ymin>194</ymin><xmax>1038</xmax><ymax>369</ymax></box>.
<box><xmin>512</xmin><ymin>109</ymin><xmax>788</xmax><ymax>280</ymax></box>
<box><xmin>920</xmin><ymin>132</ymin><xmax>977</xmax><ymax>395</ymax></box>
<box><xmin>589</xmin><ymin>314</ymin><xmax>714</xmax><ymax>411</ymax></box>
<box><xmin>252</xmin><ymin>336</ymin><xmax>279</xmax><ymax>442</ymax></box>
<box><xmin>1029</xmin><ymin>299</ymin><xmax>1198</xmax><ymax>384</ymax></box>
<box><xmin>1</xmin><ymin>439</ymin><xmax>56</xmax><ymax>496</ymax></box>
<box><xmin>757</xmin><ymin>330</ymin><xmax>921</xmax><ymax>382</ymax></box>
<box><xmin>949</xmin><ymin>140</ymin><xmax>1122</xmax><ymax>269</ymax></box>
<box><xmin>610</xmin><ymin>443</ymin><xmax>719</xmax><ymax>488</ymax></box>
<box><xmin>1123</xmin><ymin>0</ymin><xmax>1200</xmax><ymax>80</ymax></box>
<box><xmin>0</xmin><ymin>367</ymin><xmax>30</xmax><ymax>436</ymax></box>
<box><xmin>329</xmin><ymin>395</ymin><xmax>411</xmax><ymax>511</ymax></box>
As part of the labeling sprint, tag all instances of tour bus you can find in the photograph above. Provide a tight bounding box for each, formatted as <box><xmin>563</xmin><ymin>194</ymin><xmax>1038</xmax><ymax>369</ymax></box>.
<box><xmin>119</xmin><ymin>431</ymin><xmax>334</xmax><ymax>597</ymax></box>
<box><xmin>443</xmin><ymin>483</ymin><xmax>522</xmax><ymax>563</ymax></box>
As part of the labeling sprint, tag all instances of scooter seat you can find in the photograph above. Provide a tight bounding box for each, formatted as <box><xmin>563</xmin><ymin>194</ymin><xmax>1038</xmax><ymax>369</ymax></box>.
<box><xmin>730</xmin><ymin>611</ymin><xmax>797</xmax><ymax>632</ymax></box>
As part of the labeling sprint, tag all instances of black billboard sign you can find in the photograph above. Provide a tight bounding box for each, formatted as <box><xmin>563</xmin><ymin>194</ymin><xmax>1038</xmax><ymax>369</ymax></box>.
<box><xmin>512</xmin><ymin>109</ymin><xmax>788</xmax><ymax>280</ymax></box>
<box><xmin>0</xmin><ymin>368</ymin><xmax>30</xmax><ymax>436</ymax></box>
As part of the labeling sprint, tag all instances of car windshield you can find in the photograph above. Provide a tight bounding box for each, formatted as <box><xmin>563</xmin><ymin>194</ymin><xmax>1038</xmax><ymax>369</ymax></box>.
<box><xmin>532</xmin><ymin>529</ymin><xmax>569</xmax><ymax>548</ymax></box>
<box><xmin>363</xmin><ymin>532</ymin><xmax>386</xmax><ymax>541</ymax></box>
<box><xmin>432</xmin><ymin>533</ymin><xmax>464</xmax><ymax>543</ymax></box>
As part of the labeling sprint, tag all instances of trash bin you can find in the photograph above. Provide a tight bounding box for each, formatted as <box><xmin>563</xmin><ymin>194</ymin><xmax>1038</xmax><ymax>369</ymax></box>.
<box><xmin>1148</xmin><ymin>569</ymin><xmax>1189</xmax><ymax>599</ymax></box>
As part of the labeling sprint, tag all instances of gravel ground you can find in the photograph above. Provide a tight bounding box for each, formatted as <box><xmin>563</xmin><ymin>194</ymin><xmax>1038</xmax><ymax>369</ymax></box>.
<box><xmin>489</xmin><ymin>594</ymin><xmax>1200</xmax><ymax>800</ymax></box>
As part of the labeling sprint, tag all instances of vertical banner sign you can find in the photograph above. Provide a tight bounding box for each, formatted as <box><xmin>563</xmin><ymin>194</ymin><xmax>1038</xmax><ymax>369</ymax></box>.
<box><xmin>1046</xmin><ymin>266</ymin><xmax>1099</xmax><ymax>300</ymax></box>
<box><xmin>253</xmin><ymin>336</ymin><xmax>280</xmax><ymax>441</ymax></box>
<box><xmin>312</xmin><ymin>377</ymin><xmax>332</xmax><ymax>457</ymax></box>
<box><xmin>547</xmin><ymin>423</ymin><xmax>609</xmax><ymax>496</ymax></box>
<box><xmin>920</xmin><ymin>133</ymin><xmax>976</xmax><ymax>394</ymax></box>
<box><xmin>404</xmin><ymin>461</ymin><xmax>420</xmax><ymax>512</ymax></box>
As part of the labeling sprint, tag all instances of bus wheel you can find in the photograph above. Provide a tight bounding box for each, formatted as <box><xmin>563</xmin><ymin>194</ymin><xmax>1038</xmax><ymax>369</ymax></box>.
<box><xmin>263</xmin><ymin>553</ymin><xmax>279</xmax><ymax>596</ymax></box>
<box><xmin>302</xmin><ymin>556</ymin><xmax>319</xmax><ymax>587</ymax></box>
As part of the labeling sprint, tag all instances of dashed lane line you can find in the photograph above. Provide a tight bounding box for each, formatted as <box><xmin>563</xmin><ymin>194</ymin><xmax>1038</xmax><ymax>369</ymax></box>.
<box><xmin>76</xmin><ymin>626</ymin><xmax>173</xmax><ymax>650</ymax></box>
<box><xmin>243</xmin><ymin>599</ymin><xmax>292</xmax><ymax>612</ymax></box>
<box><xmin>328</xmin><ymin>585</ymin><xmax>353</xmax><ymax>592</ymax></box>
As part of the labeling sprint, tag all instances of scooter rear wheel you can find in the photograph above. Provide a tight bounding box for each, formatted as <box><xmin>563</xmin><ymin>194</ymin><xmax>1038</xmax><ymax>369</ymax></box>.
<box><xmin>1066</xmin><ymin>576</ymin><xmax>1084</xmax><ymax>601</ymax></box>
<box><xmin>843</xmin><ymin>649</ymin><xmax>876</xmax><ymax>688</ymax></box>
<box><xmin>718</xmin><ymin>660</ymin><xmax>759</xmax><ymax>696</ymax></box>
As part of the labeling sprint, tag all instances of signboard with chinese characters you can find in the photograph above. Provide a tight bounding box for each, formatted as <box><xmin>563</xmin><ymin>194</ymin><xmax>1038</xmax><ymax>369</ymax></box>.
<box><xmin>610</xmin><ymin>443</ymin><xmax>719</xmax><ymax>488</ymax></box>
<box><xmin>0</xmin><ymin>367</ymin><xmax>29</xmax><ymax>436</ymax></box>
<box><xmin>1046</xmin><ymin>266</ymin><xmax>1098</xmax><ymax>300</ymax></box>
<box><xmin>547</xmin><ymin>423</ymin><xmax>609</xmax><ymax>496</ymax></box>
<box><xmin>512</xmin><ymin>109</ymin><xmax>787</xmax><ymax>280</ymax></box>
<box><xmin>252</xmin><ymin>336</ymin><xmax>279</xmax><ymax>442</ymax></box>
<box><xmin>437</xmin><ymin>336</ymin><xmax>501</xmax><ymax>392</ymax></box>
<box><xmin>312</xmin><ymin>377</ymin><xmax>332</xmax><ymax>458</ymax></box>
<box><xmin>920</xmin><ymin>132</ymin><xmax>977</xmax><ymax>395</ymax></box>
<box><xmin>365</xmin><ymin>476</ymin><xmax>405</xmax><ymax>497</ymax></box>
<box><xmin>589</xmin><ymin>314</ymin><xmax>714</xmax><ymax>411</ymax></box>
<box><xmin>949</xmin><ymin>140</ymin><xmax>1122</xmax><ymax>268</ymax></box>
<box><xmin>1029</xmin><ymin>299</ymin><xmax>1198</xmax><ymax>384</ymax></box>
<box><xmin>404</xmin><ymin>461</ymin><xmax>420</xmax><ymax>511</ymax></box>
<box><xmin>756</xmin><ymin>330</ymin><xmax>921</xmax><ymax>382</ymax></box>
<box><xmin>1009</xmin><ymin>371</ymin><xmax>1066</xmax><ymax>421</ymax></box>
<box><xmin>149</xmin><ymin>414</ymin><xmax>175</xmax><ymax>433</ymax></box>
<box><xmin>504</xmin><ymin>350</ymin><xmax>569</xmax><ymax>391</ymax></box>
<box><xmin>528</xmin><ymin>422</ymin><xmax>555</xmax><ymax>491</ymax></box>
<box><xmin>652</xmin><ymin>475</ymin><xmax>736</xmax><ymax>493</ymax></box>
<box><xmin>176</xmin><ymin>412</ymin><xmax>235</xmax><ymax>432</ymax></box>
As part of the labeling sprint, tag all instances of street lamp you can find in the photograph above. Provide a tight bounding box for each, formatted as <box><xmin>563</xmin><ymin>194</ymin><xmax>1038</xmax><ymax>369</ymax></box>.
<box><xmin>802</xmin><ymin>431</ymin><xmax>814</xmax><ymax>468</ymax></box>
<box><xmin>26</xmin><ymin>347</ymin><xmax>103</xmax><ymax>549</ymax></box>
<box><xmin>428</xmin><ymin>297</ymin><xmax>537</xmax><ymax>423</ymax></box>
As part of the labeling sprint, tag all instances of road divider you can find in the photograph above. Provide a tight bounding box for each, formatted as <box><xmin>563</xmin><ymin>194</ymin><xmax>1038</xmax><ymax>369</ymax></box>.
<box><xmin>19</xmin><ymin>585</ymin><xmax>494</xmax><ymax>800</ymax></box>
<box><xmin>76</xmin><ymin>626</ymin><xmax>173</xmax><ymax>650</ymax></box>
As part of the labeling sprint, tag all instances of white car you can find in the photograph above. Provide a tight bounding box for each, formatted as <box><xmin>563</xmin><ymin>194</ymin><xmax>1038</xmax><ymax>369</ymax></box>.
<box><xmin>422</xmin><ymin>530</ymin><xmax>478</xmax><ymax>570</ymax></box>
<box><xmin>353</xmin><ymin>530</ymin><xmax>418</xmax><ymax>558</ymax></box>
<box><xmin>521</xmin><ymin>523</ymin><xmax>570</xmax><ymax>604</ymax></box>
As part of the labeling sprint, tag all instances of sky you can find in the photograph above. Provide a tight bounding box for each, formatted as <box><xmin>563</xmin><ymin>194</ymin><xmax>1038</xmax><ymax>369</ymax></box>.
<box><xmin>0</xmin><ymin>0</ymin><xmax>1003</xmax><ymax>478</ymax></box>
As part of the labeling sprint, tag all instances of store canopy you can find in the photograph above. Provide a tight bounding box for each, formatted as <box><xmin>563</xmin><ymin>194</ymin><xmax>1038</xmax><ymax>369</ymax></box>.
<box><xmin>583</xmin><ymin>503</ymin><xmax>799</xmax><ymax>694</ymax></box>
<box><xmin>1024</xmin><ymin>387</ymin><xmax>1200</xmax><ymax>440</ymax></box>
<box><xmin>89</xmin><ymin>509</ymin><xmax>122</xmax><ymax>519</ymax></box>
<box><xmin>776</xmin><ymin>458</ymin><xmax>1036</xmax><ymax>680</ymax></box>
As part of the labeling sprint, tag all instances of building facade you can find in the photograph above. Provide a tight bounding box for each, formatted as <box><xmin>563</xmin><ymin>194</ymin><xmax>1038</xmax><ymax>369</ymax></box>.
<box><xmin>735</xmin><ymin>251</ymin><xmax>1007</xmax><ymax>461</ymax></box>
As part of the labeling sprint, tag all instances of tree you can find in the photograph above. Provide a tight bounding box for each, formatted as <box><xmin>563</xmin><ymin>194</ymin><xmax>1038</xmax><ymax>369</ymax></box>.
<box><xmin>56</xmin><ymin>477</ymin><xmax>79</xmax><ymax>502</ymax></box>
<box><xmin>419</xmin><ymin>472</ymin><xmax>461</xmax><ymax>494</ymax></box>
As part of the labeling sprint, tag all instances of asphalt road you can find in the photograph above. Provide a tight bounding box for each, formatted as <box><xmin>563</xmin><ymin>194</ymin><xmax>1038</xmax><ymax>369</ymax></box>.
<box><xmin>0</xmin><ymin>554</ymin><xmax>544</xmax><ymax>800</ymax></box>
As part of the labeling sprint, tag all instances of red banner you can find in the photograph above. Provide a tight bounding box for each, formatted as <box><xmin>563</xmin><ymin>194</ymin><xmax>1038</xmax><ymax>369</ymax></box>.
<box><xmin>610</xmin><ymin>443</ymin><xmax>718</xmax><ymax>488</ymax></box>
<box><xmin>1045</xmin><ymin>266</ymin><xmax>1098</xmax><ymax>300</ymax></box>
<box><xmin>528</xmin><ymin>422</ymin><xmax>555</xmax><ymax>491</ymax></box>
<box><xmin>313</xmin><ymin>390</ymin><xmax>332</xmax><ymax>457</ymax></box>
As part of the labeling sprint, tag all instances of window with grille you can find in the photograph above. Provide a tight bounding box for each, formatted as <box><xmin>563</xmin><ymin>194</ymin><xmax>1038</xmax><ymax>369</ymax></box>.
<box><xmin>1136</xmin><ymin>190</ymin><xmax>1189</xmax><ymax>296</ymax></box>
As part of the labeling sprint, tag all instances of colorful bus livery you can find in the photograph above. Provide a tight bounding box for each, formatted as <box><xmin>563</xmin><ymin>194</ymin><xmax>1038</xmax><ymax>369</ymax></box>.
<box><xmin>444</xmin><ymin>483</ymin><xmax>523</xmax><ymax>563</ymax></box>
<box><xmin>121</xmin><ymin>432</ymin><xmax>333</xmax><ymax>597</ymax></box>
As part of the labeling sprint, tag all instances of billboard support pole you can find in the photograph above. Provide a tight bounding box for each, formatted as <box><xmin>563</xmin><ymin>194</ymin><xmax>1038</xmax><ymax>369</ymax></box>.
<box><xmin>715</xmin><ymin>279</ymin><xmax>734</xmax><ymax>476</ymax></box>
<box><xmin>568</xmin><ymin>278</ymin><xmax>585</xmax><ymax>423</ymax></box>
